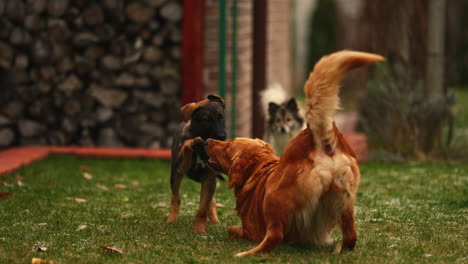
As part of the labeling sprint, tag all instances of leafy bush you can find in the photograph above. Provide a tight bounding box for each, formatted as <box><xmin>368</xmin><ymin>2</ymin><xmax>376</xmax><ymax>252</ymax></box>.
<box><xmin>359</xmin><ymin>63</ymin><xmax>454</xmax><ymax>159</ymax></box>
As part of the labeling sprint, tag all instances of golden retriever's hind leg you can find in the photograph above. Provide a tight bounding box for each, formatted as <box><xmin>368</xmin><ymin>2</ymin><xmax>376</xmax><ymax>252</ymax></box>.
<box><xmin>339</xmin><ymin>207</ymin><xmax>357</xmax><ymax>251</ymax></box>
<box><xmin>208</xmin><ymin>198</ymin><xmax>220</xmax><ymax>224</ymax></box>
<box><xmin>234</xmin><ymin>222</ymin><xmax>284</xmax><ymax>257</ymax></box>
<box><xmin>228</xmin><ymin>226</ymin><xmax>244</xmax><ymax>240</ymax></box>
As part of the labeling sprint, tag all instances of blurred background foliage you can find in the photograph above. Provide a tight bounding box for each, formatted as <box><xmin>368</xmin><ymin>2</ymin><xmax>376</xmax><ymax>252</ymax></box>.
<box><xmin>303</xmin><ymin>0</ymin><xmax>467</xmax><ymax>160</ymax></box>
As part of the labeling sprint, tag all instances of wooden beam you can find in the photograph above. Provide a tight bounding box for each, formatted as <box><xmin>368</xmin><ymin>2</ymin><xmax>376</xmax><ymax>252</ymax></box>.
<box><xmin>252</xmin><ymin>0</ymin><xmax>267</xmax><ymax>138</ymax></box>
<box><xmin>182</xmin><ymin>0</ymin><xmax>205</xmax><ymax>105</ymax></box>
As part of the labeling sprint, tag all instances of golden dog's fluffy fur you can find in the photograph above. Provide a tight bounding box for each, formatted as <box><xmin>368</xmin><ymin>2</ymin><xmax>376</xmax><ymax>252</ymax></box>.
<box><xmin>204</xmin><ymin>50</ymin><xmax>384</xmax><ymax>257</ymax></box>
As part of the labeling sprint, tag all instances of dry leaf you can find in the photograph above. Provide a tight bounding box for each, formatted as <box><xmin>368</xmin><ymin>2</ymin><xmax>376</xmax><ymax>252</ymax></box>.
<box><xmin>17</xmin><ymin>180</ymin><xmax>24</xmax><ymax>187</ymax></box>
<box><xmin>439</xmin><ymin>174</ymin><xmax>449</xmax><ymax>179</ymax></box>
<box><xmin>80</xmin><ymin>165</ymin><xmax>93</xmax><ymax>171</ymax></box>
<box><xmin>74</xmin><ymin>198</ymin><xmax>87</xmax><ymax>203</ymax></box>
<box><xmin>216</xmin><ymin>203</ymin><xmax>225</xmax><ymax>208</ymax></box>
<box><xmin>0</xmin><ymin>192</ymin><xmax>12</xmax><ymax>198</ymax></box>
<box><xmin>122</xmin><ymin>197</ymin><xmax>129</xmax><ymax>202</ymax></box>
<box><xmin>47</xmin><ymin>179</ymin><xmax>55</xmax><ymax>184</ymax></box>
<box><xmin>120</xmin><ymin>212</ymin><xmax>134</xmax><ymax>218</ymax></box>
<box><xmin>17</xmin><ymin>175</ymin><xmax>24</xmax><ymax>181</ymax></box>
<box><xmin>76</xmin><ymin>224</ymin><xmax>88</xmax><ymax>231</ymax></box>
<box><xmin>132</xmin><ymin>181</ymin><xmax>140</xmax><ymax>187</ymax></box>
<box><xmin>156</xmin><ymin>202</ymin><xmax>167</xmax><ymax>208</ymax></box>
<box><xmin>83</xmin><ymin>172</ymin><xmax>93</xmax><ymax>180</ymax></box>
<box><xmin>96</xmin><ymin>184</ymin><xmax>109</xmax><ymax>191</ymax></box>
<box><xmin>31</xmin><ymin>257</ymin><xmax>54</xmax><ymax>264</ymax></box>
<box><xmin>37</xmin><ymin>247</ymin><xmax>47</xmax><ymax>252</ymax></box>
<box><xmin>100</xmin><ymin>246</ymin><xmax>123</xmax><ymax>254</ymax></box>
<box><xmin>114</xmin><ymin>184</ymin><xmax>127</xmax><ymax>189</ymax></box>
<box><xmin>159</xmin><ymin>232</ymin><xmax>168</xmax><ymax>235</ymax></box>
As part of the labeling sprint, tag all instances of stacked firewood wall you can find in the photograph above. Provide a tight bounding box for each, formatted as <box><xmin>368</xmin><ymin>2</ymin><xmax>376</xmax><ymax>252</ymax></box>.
<box><xmin>0</xmin><ymin>0</ymin><xmax>182</xmax><ymax>148</ymax></box>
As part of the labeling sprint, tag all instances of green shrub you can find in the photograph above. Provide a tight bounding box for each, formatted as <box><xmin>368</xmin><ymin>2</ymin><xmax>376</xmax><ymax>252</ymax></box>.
<box><xmin>359</xmin><ymin>63</ymin><xmax>454</xmax><ymax>159</ymax></box>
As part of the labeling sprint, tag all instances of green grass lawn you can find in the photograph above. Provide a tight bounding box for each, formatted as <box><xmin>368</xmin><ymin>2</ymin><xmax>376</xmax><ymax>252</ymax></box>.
<box><xmin>0</xmin><ymin>156</ymin><xmax>466</xmax><ymax>263</ymax></box>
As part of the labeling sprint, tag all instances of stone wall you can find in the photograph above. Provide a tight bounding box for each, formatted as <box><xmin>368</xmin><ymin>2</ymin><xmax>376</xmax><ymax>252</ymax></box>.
<box><xmin>0</xmin><ymin>0</ymin><xmax>182</xmax><ymax>149</ymax></box>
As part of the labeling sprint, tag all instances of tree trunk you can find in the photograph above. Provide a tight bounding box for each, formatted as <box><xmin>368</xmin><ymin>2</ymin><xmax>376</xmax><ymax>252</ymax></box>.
<box><xmin>426</xmin><ymin>0</ymin><xmax>446</xmax><ymax>95</ymax></box>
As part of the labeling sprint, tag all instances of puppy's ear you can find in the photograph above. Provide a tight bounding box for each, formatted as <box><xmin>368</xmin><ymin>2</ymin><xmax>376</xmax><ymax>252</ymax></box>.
<box><xmin>180</xmin><ymin>103</ymin><xmax>198</xmax><ymax>121</ymax></box>
<box><xmin>285</xmin><ymin>98</ymin><xmax>299</xmax><ymax>112</ymax></box>
<box><xmin>207</xmin><ymin>94</ymin><xmax>225</xmax><ymax>107</ymax></box>
<box><xmin>268</xmin><ymin>102</ymin><xmax>279</xmax><ymax>116</ymax></box>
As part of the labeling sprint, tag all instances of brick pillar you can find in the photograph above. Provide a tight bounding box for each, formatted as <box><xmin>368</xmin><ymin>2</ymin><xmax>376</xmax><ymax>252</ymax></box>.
<box><xmin>203</xmin><ymin>0</ymin><xmax>292</xmax><ymax>139</ymax></box>
<box><xmin>204</xmin><ymin>0</ymin><xmax>253</xmax><ymax>138</ymax></box>
<box><xmin>266</xmin><ymin>0</ymin><xmax>293</xmax><ymax>95</ymax></box>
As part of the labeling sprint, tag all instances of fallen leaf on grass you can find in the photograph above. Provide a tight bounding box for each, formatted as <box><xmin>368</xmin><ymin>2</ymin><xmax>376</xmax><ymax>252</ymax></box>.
<box><xmin>83</xmin><ymin>172</ymin><xmax>93</xmax><ymax>180</ymax></box>
<box><xmin>120</xmin><ymin>212</ymin><xmax>134</xmax><ymax>218</ymax></box>
<box><xmin>99</xmin><ymin>246</ymin><xmax>123</xmax><ymax>254</ymax></box>
<box><xmin>47</xmin><ymin>179</ymin><xmax>55</xmax><ymax>184</ymax></box>
<box><xmin>66</xmin><ymin>197</ymin><xmax>87</xmax><ymax>203</ymax></box>
<box><xmin>0</xmin><ymin>192</ymin><xmax>12</xmax><ymax>198</ymax></box>
<box><xmin>76</xmin><ymin>224</ymin><xmax>88</xmax><ymax>231</ymax></box>
<box><xmin>37</xmin><ymin>247</ymin><xmax>47</xmax><ymax>252</ymax></box>
<box><xmin>79</xmin><ymin>165</ymin><xmax>93</xmax><ymax>171</ymax></box>
<box><xmin>132</xmin><ymin>181</ymin><xmax>140</xmax><ymax>187</ymax></box>
<box><xmin>74</xmin><ymin>198</ymin><xmax>87</xmax><ymax>203</ymax></box>
<box><xmin>96</xmin><ymin>184</ymin><xmax>109</xmax><ymax>191</ymax></box>
<box><xmin>114</xmin><ymin>184</ymin><xmax>127</xmax><ymax>189</ymax></box>
<box><xmin>31</xmin><ymin>257</ymin><xmax>55</xmax><ymax>264</ymax></box>
<box><xmin>122</xmin><ymin>197</ymin><xmax>129</xmax><ymax>202</ymax></box>
<box><xmin>216</xmin><ymin>203</ymin><xmax>225</xmax><ymax>208</ymax></box>
<box><xmin>17</xmin><ymin>180</ymin><xmax>24</xmax><ymax>187</ymax></box>
<box><xmin>157</xmin><ymin>202</ymin><xmax>167</xmax><ymax>207</ymax></box>
<box><xmin>17</xmin><ymin>175</ymin><xmax>24</xmax><ymax>181</ymax></box>
<box><xmin>159</xmin><ymin>232</ymin><xmax>168</xmax><ymax>235</ymax></box>
<box><xmin>439</xmin><ymin>174</ymin><xmax>449</xmax><ymax>179</ymax></box>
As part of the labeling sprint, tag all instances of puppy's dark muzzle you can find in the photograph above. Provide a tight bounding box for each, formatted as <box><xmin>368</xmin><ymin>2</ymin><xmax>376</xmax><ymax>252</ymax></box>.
<box><xmin>215</xmin><ymin>132</ymin><xmax>226</xmax><ymax>141</ymax></box>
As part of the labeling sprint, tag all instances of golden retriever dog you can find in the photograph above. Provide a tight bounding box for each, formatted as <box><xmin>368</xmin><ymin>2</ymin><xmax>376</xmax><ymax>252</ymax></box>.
<box><xmin>199</xmin><ymin>51</ymin><xmax>384</xmax><ymax>256</ymax></box>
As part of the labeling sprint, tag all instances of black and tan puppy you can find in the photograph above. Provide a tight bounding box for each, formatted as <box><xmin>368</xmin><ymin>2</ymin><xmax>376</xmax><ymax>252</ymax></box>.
<box><xmin>166</xmin><ymin>95</ymin><xmax>226</xmax><ymax>233</ymax></box>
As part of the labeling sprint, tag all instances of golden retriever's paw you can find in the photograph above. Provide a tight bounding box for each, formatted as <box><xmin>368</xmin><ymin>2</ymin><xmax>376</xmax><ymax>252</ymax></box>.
<box><xmin>191</xmin><ymin>138</ymin><xmax>209</xmax><ymax>161</ymax></box>
<box><xmin>332</xmin><ymin>241</ymin><xmax>342</xmax><ymax>254</ymax></box>
<box><xmin>234</xmin><ymin>251</ymin><xmax>249</xmax><ymax>258</ymax></box>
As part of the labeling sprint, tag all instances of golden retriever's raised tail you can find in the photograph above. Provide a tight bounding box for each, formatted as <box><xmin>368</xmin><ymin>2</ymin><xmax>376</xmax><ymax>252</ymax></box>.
<box><xmin>304</xmin><ymin>51</ymin><xmax>385</xmax><ymax>149</ymax></box>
